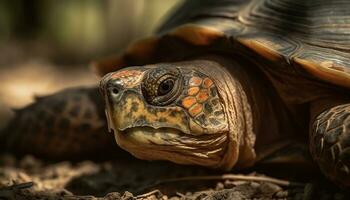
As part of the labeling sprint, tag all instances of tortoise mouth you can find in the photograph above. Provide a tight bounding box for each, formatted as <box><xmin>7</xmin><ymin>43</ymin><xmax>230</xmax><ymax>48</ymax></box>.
<box><xmin>116</xmin><ymin>126</ymin><xmax>188</xmax><ymax>147</ymax></box>
<box><xmin>113</xmin><ymin>126</ymin><xmax>228</xmax><ymax>168</ymax></box>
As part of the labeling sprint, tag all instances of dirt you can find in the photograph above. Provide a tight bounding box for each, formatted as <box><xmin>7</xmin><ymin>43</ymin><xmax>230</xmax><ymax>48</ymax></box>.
<box><xmin>0</xmin><ymin>154</ymin><xmax>348</xmax><ymax>200</ymax></box>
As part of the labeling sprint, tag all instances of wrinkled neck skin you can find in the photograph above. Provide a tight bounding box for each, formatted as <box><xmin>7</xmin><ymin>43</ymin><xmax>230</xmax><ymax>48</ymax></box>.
<box><xmin>192</xmin><ymin>54</ymin><xmax>290</xmax><ymax>168</ymax></box>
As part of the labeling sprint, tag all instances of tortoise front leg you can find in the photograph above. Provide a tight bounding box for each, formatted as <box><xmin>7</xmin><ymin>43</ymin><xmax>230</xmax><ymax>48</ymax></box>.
<box><xmin>310</xmin><ymin>102</ymin><xmax>350</xmax><ymax>188</ymax></box>
<box><xmin>0</xmin><ymin>87</ymin><xmax>122</xmax><ymax>160</ymax></box>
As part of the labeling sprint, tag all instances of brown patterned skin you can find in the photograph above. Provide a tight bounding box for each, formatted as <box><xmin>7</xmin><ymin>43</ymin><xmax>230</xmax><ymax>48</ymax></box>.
<box><xmin>0</xmin><ymin>87</ymin><xmax>121</xmax><ymax>160</ymax></box>
<box><xmin>310</xmin><ymin>103</ymin><xmax>350</xmax><ymax>188</ymax></box>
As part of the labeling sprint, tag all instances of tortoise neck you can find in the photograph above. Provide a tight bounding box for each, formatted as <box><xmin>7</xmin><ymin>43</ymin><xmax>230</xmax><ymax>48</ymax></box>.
<box><xmin>189</xmin><ymin>54</ymin><xmax>257</xmax><ymax>167</ymax></box>
<box><xmin>192</xmin><ymin>54</ymin><xmax>292</xmax><ymax>166</ymax></box>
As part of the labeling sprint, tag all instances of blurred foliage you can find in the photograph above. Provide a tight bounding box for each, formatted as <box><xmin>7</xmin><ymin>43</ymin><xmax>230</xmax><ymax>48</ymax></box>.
<box><xmin>0</xmin><ymin>0</ymin><xmax>183</xmax><ymax>108</ymax></box>
<box><xmin>0</xmin><ymin>0</ymin><xmax>183</xmax><ymax>64</ymax></box>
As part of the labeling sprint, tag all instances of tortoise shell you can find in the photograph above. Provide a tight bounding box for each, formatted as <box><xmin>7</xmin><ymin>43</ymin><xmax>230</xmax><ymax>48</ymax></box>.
<box><xmin>94</xmin><ymin>0</ymin><xmax>350</xmax><ymax>90</ymax></box>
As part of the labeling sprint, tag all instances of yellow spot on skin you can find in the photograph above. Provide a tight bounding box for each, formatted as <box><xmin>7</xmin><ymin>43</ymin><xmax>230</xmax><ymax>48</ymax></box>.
<box><xmin>196</xmin><ymin>89</ymin><xmax>209</xmax><ymax>103</ymax></box>
<box><xmin>202</xmin><ymin>78</ymin><xmax>213</xmax><ymax>88</ymax></box>
<box><xmin>115</xmin><ymin>93</ymin><xmax>190</xmax><ymax>133</ymax></box>
<box><xmin>188</xmin><ymin>87</ymin><xmax>199</xmax><ymax>96</ymax></box>
<box><xmin>189</xmin><ymin>77</ymin><xmax>202</xmax><ymax>86</ymax></box>
<box><xmin>189</xmin><ymin>103</ymin><xmax>203</xmax><ymax>117</ymax></box>
<box><xmin>182</xmin><ymin>96</ymin><xmax>197</xmax><ymax>108</ymax></box>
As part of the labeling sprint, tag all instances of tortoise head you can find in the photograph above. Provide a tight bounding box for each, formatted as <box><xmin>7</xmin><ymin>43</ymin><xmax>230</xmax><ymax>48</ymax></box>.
<box><xmin>100</xmin><ymin>60</ymin><xmax>241</xmax><ymax>169</ymax></box>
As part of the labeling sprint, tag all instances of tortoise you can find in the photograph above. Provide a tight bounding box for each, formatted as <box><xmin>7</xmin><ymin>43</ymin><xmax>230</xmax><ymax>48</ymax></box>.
<box><xmin>1</xmin><ymin>0</ymin><xmax>350</xmax><ymax>189</ymax></box>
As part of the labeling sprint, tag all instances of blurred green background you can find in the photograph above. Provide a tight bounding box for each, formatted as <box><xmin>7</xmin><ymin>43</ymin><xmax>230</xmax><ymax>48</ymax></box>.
<box><xmin>0</xmin><ymin>0</ymin><xmax>183</xmax><ymax>111</ymax></box>
<box><xmin>0</xmin><ymin>0</ymin><xmax>183</xmax><ymax>64</ymax></box>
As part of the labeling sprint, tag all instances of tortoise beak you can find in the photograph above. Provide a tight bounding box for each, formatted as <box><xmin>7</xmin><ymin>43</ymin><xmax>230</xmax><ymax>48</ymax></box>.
<box><xmin>99</xmin><ymin>68</ymin><xmax>145</xmax><ymax>133</ymax></box>
<box><xmin>100</xmin><ymin>73</ymin><xmax>123</xmax><ymax>134</ymax></box>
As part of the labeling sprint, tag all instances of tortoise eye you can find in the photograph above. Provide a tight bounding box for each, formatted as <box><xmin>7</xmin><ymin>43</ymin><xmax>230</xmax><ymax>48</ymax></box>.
<box><xmin>142</xmin><ymin>68</ymin><xmax>182</xmax><ymax>106</ymax></box>
<box><xmin>158</xmin><ymin>79</ymin><xmax>175</xmax><ymax>96</ymax></box>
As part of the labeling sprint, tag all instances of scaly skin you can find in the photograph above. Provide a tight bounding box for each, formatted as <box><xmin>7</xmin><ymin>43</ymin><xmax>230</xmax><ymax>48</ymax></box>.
<box><xmin>310</xmin><ymin>103</ymin><xmax>350</xmax><ymax>188</ymax></box>
<box><xmin>0</xmin><ymin>87</ymin><xmax>120</xmax><ymax>160</ymax></box>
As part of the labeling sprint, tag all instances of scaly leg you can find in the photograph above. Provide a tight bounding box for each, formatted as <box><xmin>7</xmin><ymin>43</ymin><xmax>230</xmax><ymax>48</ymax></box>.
<box><xmin>0</xmin><ymin>87</ymin><xmax>121</xmax><ymax>160</ymax></box>
<box><xmin>310</xmin><ymin>102</ymin><xmax>350</xmax><ymax>188</ymax></box>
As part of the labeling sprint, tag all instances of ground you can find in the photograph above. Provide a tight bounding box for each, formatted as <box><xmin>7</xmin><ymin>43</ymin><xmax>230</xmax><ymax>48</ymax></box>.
<box><xmin>0</xmin><ymin>154</ymin><xmax>348</xmax><ymax>200</ymax></box>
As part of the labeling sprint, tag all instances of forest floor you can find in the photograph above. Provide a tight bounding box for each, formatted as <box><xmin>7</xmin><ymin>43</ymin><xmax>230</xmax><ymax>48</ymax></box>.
<box><xmin>0</xmin><ymin>154</ymin><xmax>348</xmax><ymax>200</ymax></box>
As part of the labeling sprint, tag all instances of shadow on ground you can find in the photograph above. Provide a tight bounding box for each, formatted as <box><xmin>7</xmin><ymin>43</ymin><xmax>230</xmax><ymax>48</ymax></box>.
<box><xmin>0</xmin><ymin>154</ymin><xmax>348</xmax><ymax>200</ymax></box>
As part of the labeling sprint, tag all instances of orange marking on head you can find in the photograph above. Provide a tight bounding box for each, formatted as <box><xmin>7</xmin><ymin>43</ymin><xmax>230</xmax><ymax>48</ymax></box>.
<box><xmin>189</xmin><ymin>77</ymin><xmax>202</xmax><ymax>86</ymax></box>
<box><xmin>111</xmin><ymin>70</ymin><xmax>142</xmax><ymax>79</ymax></box>
<box><xmin>202</xmin><ymin>78</ymin><xmax>213</xmax><ymax>88</ymax></box>
<box><xmin>196</xmin><ymin>89</ymin><xmax>209</xmax><ymax>103</ymax></box>
<box><xmin>110</xmin><ymin>70</ymin><xmax>143</xmax><ymax>88</ymax></box>
<box><xmin>182</xmin><ymin>96</ymin><xmax>197</xmax><ymax>109</ymax></box>
<box><xmin>188</xmin><ymin>87</ymin><xmax>199</xmax><ymax>96</ymax></box>
<box><xmin>189</xmin><ymin>103</ymin><xmax>203</xmax><ymax>117</ymax></box>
